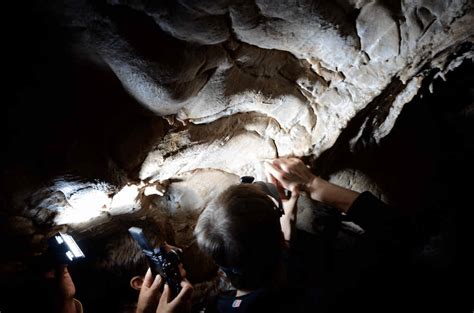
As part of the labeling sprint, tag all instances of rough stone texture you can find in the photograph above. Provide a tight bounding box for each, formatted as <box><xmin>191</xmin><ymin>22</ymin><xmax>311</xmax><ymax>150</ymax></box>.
<box><xmin>1</xmin><ymin>0</ymin><xmax>473</xmax><ymax>310</ymax></box>
<box><xmin>62</xmin><ymin>0</ymin><xmax>472</xmax><ymax>183</ymax></box>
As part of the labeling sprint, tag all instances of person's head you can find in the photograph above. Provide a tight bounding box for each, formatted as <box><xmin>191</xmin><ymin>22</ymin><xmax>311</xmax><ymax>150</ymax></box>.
<box><xmin>74</xmin><ymin>219</ymin><xmax>167</xmax><ymax>312</ymax></box>
<box><xmin>194</xmin><ymin>184</ymin><xmax>285</xmax><ymax>290</ymax></box>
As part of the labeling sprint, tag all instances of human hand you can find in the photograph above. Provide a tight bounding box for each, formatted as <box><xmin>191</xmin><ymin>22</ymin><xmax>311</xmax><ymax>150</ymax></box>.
<box><xmin>136</xmin><ymin>268</ymin><xmax>164</xmax><ymax>313</ymax></box>
<box><xmin>264</xmin><ymin>157</ymin><xmax>316</xmax><ymax>196</ymax></box>
<box><xmin>280</xmin><ymin>190</ymin><xmax>300</xmax><ymax>242</ymax></box>
<box><xmin>282</xmin><ymin>188</ymin><xmax>299</xmax><ymax>217</ymax></box>
<box><xmin>137</xmin><ymin>243</ymin><xmax>187</xmax><ymax>313</ymax></box>
<box><xmin>44</xmin><ymin>265</ymin><xmax>79</xmax><ymax>313</ymax></box>
<box><xmin>156</xmin><ymin>279</ymin><xmax>193</xmax><ymax>313</ymax></box>
<box><xmin>264</xmin><ymin>157</ymin><xmax>359</xmax><ymax>212</ymax></box>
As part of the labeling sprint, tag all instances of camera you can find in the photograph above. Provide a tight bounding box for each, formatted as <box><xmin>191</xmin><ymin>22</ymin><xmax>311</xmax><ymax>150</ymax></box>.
<box><xmin>128</xmin><ymin>227</ymin><xmax>182</xmax><ymax>298</ymax></box>
<box><xmin>240</xmin><ymin>176</ymin><xmax>291</xmax><ymax>217</ymax></box>
<box><xmin>47</xmin><ymin>232</ymin><xmax>85</xmax><ymax>265</ymax></box>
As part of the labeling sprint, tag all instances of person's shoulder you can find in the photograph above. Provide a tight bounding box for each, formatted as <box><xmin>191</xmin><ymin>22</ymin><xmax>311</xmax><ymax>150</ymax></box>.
<box><xmin>249</xmin><ymin>288</ymin><xmax>293</xmax><ymax>313</ymax></box>
<box><xmin>193</xmin><ymin>290</ymin><xmax>236</xmax><ymax>313</ymax></box>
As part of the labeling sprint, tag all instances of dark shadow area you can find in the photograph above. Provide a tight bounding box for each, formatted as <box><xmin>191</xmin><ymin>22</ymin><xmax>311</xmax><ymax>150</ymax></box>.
<box><xmin>314</xmin><ymin>59</ymin><xmax>473</xmax><ymax>312</ymax></box>
<box><xmin>0</xmin><ymin>4</ymin><xmax>168</xmax><ymax>311</ymax></box>
<box><xmin>0</xmin><ymin>3</ymin><xmax>168</xmax><ymax>208</ymax></box>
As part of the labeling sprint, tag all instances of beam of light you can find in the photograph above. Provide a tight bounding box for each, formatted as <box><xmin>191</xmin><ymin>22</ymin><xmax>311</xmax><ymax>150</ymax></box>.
<box><xmin>144</xmin><ymin>185</ymin><xmax>165</xmax><ymax>196</ymax></box>
<box><xmin>52</xmin><ymin>180</ymin><xmax>114</xmax><ymax>225</ymax></box>
<box><xmin>110</xmin><ymin>184</ymin><xmax>140</xmax><ymax>215</ymax></box>
<box><xmin>52</xmin><ymin>180</ymin><xmax>150</xmax><ymax>224</ymax></box>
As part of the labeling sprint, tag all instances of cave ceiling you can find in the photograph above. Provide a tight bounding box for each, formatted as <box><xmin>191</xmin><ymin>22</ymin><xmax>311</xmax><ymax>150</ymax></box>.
<box><xmin>68</xmin><ymin>0</ymin><xmax>473</xmax><ymax>182</ymax></box>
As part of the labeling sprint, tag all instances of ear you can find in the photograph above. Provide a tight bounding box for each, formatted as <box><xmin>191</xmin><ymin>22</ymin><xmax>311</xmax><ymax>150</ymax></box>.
<box><xmin>130</xmin><ymin>276</ymin><xmax>144</xmax><ymax>290</ymax></box>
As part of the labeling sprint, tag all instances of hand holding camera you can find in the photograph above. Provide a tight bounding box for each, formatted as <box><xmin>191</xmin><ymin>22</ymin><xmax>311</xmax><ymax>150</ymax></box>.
<box><xmin>128</xmin><ymin>227</ymin><xmax>184</xmax><ymax>297</ymax></box>
<box><xmin>129</xmin><ymin>227</ymin><xmax>193</xmax><ymax>313</ymax></box>
<box><xmin>136</xmin><ymin>265</ymin><xmax>193</xmax><ymax>313</ymax></box>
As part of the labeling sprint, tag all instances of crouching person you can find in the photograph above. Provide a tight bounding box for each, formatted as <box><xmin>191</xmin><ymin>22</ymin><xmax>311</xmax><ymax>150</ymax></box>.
<box><xmin>194</xmin><ymin>183</ymin><xmax>298</xmax><ymax>313</ymax></box>
<box><xmin>193</xmin><ymin>157</ymin><xmax>409</xmax><ymax>313</ymax></box>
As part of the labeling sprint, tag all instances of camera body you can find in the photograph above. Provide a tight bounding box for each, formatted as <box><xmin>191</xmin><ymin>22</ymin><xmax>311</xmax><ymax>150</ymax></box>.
<box><xmin>128</xmin><ymin>227</ymin><xmax>182</xmax><ymax>297</ymax></box>
<box><xmin>240</xmin><ymin>176</ymin><xmax>290</xmax><ymax>217</ymax></box>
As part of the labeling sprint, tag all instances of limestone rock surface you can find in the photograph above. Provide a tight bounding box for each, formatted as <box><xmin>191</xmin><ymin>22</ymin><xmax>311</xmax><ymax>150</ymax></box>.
<box><xmin>1</xmin><ymin>0</ymin><xmax>473</xmax><ymax>305</ymax></box>
<box><xmin>63</xmin><ymin>0</ymin><xmax>472</xmax><ymax>184</ymax></box>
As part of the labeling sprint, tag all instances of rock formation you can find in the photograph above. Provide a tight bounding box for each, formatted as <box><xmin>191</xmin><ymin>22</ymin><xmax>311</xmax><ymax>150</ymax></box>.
<box><xmin>0</xmin><ymin>0</ymin><xmax>473</xmax><ymax>311</ymax></box>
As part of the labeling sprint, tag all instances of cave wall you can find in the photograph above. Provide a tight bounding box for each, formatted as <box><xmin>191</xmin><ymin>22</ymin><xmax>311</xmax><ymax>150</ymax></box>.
<box><xmin>0</xmin><ymin>0</ymin><xmax>473</xmax><ymax>311</ymax></box>
<box><xmin>52</xmin><ymin>0</ymin><xmax>473</xmax><ymax>183</ymax></box>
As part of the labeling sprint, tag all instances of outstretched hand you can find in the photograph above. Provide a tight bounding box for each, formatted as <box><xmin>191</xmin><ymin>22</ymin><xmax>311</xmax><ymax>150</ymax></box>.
<box><xmin>264</xmin><ymin>157</ymin><xmax>315</xmax><ymax>195</ymax></box>
<box><xmin>265</xmin><ymin>157</ymin><xmax>360</xmax><ymax>213</ymax></box>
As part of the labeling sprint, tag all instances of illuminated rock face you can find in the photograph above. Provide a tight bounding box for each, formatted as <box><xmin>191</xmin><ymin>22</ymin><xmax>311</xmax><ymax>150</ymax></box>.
<box><xmin>34</xmin><ymin>0</ymin><xmax>471</xmax><ymax>280</ymax></box>
<box><xmin>12</xmin><ymin>0</ymin><xmax>470</xmax><ymax>253</ymax></box>
<box><xmin>61</xmin><ymin>0</ymin><xmax>473</xmax><ymax>183</ymax></box>
<box><xmin>2</xmin><ymin>0</ymin><xmax>473</xmax><ymax>301</ymax></box>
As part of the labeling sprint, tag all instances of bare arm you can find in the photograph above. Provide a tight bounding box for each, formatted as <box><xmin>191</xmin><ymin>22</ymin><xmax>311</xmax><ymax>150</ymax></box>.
<box><xmin>264</xmin><ymin>157</ymin><xmax>359</xmax><ymax>214</ymax></box>
<box><xmin>279</xmin><ymin>190</ymin><xmax>299</xmax><ymax>242</ymax></box>
<box><xmin>305</xmin><ymin>176</ymin><xmax>359</xmax><ymax>214</ymax></box>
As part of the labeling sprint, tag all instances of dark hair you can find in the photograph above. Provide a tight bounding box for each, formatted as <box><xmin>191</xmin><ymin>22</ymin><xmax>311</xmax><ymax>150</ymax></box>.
<box><xmin>194</xmin><ymin>184</ymin><xmax>284</xmax><ymax>290</ymax></box>
<box><xmin>73</xmin><ymin>219</ymin><xmax>166</xmax><ymax>312</ymax></box>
